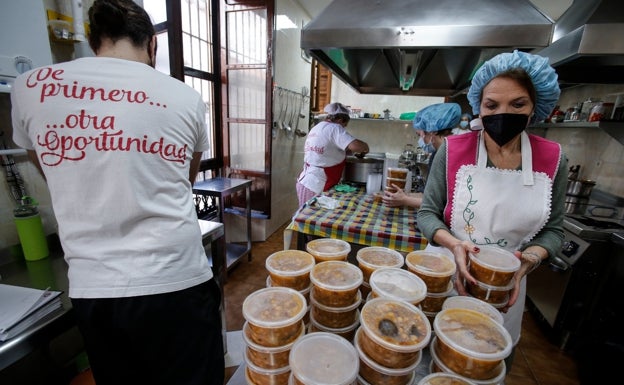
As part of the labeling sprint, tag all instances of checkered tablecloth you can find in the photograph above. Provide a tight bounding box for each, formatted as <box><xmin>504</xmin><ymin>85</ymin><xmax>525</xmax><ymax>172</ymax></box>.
<box><xmin>286</xmin><ymin>189</ymin><xmax>428</xmax><ymax>252</ymax></box>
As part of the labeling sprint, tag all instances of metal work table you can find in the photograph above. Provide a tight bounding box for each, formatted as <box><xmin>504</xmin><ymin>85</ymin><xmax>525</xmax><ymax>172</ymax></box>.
<box><xmin>193</xmin><ymin>177</ymin><xmax>253</xmax><ymax>276</ymax></box>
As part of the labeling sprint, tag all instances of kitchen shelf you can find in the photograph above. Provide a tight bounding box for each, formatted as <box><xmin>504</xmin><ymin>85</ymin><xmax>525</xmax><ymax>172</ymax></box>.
<box><xmin>530</xmin><ymin>121</ymin><xmax>624</xmax><ymax>146</ymax></box>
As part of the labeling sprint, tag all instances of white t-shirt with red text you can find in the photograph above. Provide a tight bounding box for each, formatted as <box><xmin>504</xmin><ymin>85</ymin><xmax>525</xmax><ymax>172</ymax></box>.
<box><xmin>11</xmin><ymin>57</ymin><xmax>213</xmax><ymax>298</ymax></box>
<box><xmin>297</xmin><ymin>121</ymin><xmax>356</xmax><ymax>193</ymax></box>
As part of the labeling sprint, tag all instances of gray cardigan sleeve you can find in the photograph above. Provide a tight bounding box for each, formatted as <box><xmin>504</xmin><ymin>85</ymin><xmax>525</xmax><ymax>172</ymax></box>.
<box><xmin>416</xmin><ymin>141</ymin><xmax>568</xmax><ymax>258</ymax></box>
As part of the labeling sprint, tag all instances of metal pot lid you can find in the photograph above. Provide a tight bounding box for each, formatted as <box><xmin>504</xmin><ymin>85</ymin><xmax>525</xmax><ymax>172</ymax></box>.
<box><xmin>346</xmin><ymin>156</ymin><xmax>384</xmax><ymax>163</ymax></box>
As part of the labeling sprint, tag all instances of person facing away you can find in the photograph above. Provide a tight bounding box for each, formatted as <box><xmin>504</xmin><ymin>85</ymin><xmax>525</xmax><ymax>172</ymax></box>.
<box><xmin>10</xmin><ymin>1</ymin><xmax>224</xmax><ymax>384</ymax></box>
<box><xmin>452</xmin><ymin>112</ymin><xmax>473</xmax><ymax>135</ymax></box>
<box><xmin>417</xmin><ymin>50</ymin><xmax>567</xmax><ymax>370</ymax></box>
<box><xmin>383</xmin><ymin>103</ymin><xmax>460</xmax><ymax>208</ymax></box>
<box><xmin>296</xmin><ymin>102</ymin><xmax>369</xmax><ymax>207</ymax></box>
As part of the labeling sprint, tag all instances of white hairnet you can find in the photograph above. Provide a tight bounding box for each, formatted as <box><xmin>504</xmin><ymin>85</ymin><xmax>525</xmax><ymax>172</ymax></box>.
<box><xmin>413</xmin><ymin>103</ymin><xmax>461</xmax><ymax>132</ymax></box>
<box><xmin>324</xmin><ymin>102</ymin><xmax>350</xmax><ymax>115</ymax></box>
<box><xmin>467</xmin><ymin>50</ymin><xmax>560</xmax><ymax>122</ymax></box>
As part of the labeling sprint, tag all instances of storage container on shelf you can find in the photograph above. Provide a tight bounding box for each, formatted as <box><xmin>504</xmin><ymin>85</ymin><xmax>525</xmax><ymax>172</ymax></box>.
<box><xmin>242</xmin><ymin>287</ymin><xmax>307</xmax><ymax>347</ymax></box>
<box><xmin>265</xmin><ymin>250</ymin><xmax>316</xmax><ymax>291</ymax></box>
<box><xmin>289</xmin><ymin>332</ymin><xmax>359</xmax><ymax>385</ymax></box>
<box><xmin>368</xmin><ymin>267</ymin><xmax>427</xmax><ymax>307</ymax></box>
<box><xmin>358</xmin><ymin>297</ymin><xmax>431</xmax><ymax>369</ymax></box>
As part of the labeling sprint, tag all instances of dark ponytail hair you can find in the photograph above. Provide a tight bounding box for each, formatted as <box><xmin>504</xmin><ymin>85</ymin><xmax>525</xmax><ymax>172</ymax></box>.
<box><xmin>88</xmin><ymin>0</ymin><xmax>155</xmax><ymax>53</ymax></box>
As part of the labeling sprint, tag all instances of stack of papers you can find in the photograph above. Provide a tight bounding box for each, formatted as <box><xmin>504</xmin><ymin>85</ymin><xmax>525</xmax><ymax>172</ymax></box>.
<box><xmin>0</xmin><ymin>284</ymin><xmax>63</xmax><ymax>341</ymax></box>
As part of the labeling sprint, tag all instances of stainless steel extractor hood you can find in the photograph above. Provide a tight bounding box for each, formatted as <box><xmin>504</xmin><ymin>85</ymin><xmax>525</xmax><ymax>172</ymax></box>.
<box><xmin>532</xmin><ymin>0</ymin><xmax>624</xmax><ymax>85</ymax></box>
<box><xmin>301</xmin><ymin>0</ymin><xmax>554</xmax><ymax>96</ymax></box>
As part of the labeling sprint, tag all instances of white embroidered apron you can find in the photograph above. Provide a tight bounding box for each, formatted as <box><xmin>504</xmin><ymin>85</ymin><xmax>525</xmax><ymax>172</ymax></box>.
<box><xmin>428</xmin><ymin>131</ymin><xmax>552</xmax><ymax>344</ymax></box>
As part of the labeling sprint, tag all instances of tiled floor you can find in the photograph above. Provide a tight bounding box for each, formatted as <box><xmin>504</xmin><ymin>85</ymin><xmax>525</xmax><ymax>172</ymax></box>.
<box><xmin>223</xmin><ymin>224</ymin><xmax>582</xmax><ymax>385</ymax></box>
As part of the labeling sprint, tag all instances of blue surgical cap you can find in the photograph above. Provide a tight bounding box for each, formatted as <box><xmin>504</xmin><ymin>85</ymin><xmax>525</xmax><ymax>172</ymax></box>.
<box><xmin>467</xmin><ymin>50</ymin><xmax>560</xmax><ymax>122</ymax></box>
<box><xmin>413</xmin><ymin>103</ymin><xmax>461</xmax><ymax>132</ymax></box>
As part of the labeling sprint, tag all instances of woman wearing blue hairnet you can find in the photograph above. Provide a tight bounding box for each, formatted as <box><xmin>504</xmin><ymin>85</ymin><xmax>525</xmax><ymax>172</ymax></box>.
<box><xmin>452</xmin><ymin>113</ymin><xmax>473</xmax><ymax>135</ymax></box>
<box><xmin>417</xmin><ymin>50</ymin><xmax>567</xmax><ymax>369</ymax></box>
<box><xmin>383</xmin><ymin>103</ymin><xmax>460</xmax><ymax>208</ymax></box>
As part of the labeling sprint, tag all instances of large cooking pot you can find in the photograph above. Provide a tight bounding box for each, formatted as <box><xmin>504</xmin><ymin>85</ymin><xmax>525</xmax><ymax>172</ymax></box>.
<box><xmin>566</xmin><ymin>179</ymin><xmax>596</xmax><ymax>197</ymax></box>
<box><xmin>343</xmin><ymin>155</ymin><xmax>384</xmax><ymax>184</ymax></box>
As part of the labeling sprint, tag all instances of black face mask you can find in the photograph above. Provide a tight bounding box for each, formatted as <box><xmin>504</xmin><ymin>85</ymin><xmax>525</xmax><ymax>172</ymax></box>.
<box><xmin>481</xmin><ymin>113</ymin><xmax>529</xmax><ymax>146</ymax></box>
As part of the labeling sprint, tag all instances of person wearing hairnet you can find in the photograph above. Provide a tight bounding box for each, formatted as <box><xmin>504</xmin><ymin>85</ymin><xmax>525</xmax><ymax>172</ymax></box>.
<box><xmin>417</xmin><ymin>50</ymin><xmax>567</xmax><ymax>369</ymax></box>
<box><xmin>296</xmin><ymin>102</ymin><xmax>369</xmax><ymax>207</ymax></box>
<box><xmin>383</xmin><ymin>103</ymin><xmax>460</xmax><ymax>208</ymax></box>
<box><xmin>452</xmin><ymin>113</ymin><xmax>473</xmax><ymax>135</ymax></box>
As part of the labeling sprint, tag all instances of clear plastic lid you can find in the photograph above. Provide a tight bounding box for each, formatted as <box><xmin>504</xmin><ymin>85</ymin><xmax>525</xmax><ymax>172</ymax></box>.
<box><xmin>244</xmin><ymin>350</ymin><xmax>291</xmax><ymax>375</ymax></box>
<box><xmin>242</xmin><ymin>287</ymin><xmax>307</xmax><ymax>328</ymax></box>
<box><xmin>442</xmin><ymin>296</ymin><xmax>504</xmax><ymax>325</ymax></box>
<box><xmin>310</xmin><ymin>261</ymin><xmax>363</xmax><ymax>291</ymax></box>
<box><xmin>266</xmin><ymin>250</ymin><xmax>315</xmax><ymax>277</ymax></box>
<box><xmin>469</xmin><ymin>246</ymin><xmax>520</xmax><ymax>273</ymax></box>
<box><xmin>359</xmin><ymin>297</ymin><xmax>431</xmax><ymax>352</ymax></box>
<box><xmin>417</xmin><ymin>372</ymin><xmax>478</xmax><ymax>385</ymax></box>
<box><xmin>310</xmin><ymin>288</ymin><xmax>362</xmax><ymax>312</ymax></box>
<box><xmin>429</xmin><ymin>336</ymin><xmax>506</xmax><ymax>385</ymax></box>
<box><xmin>405</xmin><ymin>251</ymin><xmax>457</xmax><ymax>277</ymax></box>
<box><xmin>433</xmin><ymin>308</ymin><xmax>512</xmax><ymax>361</ymax></box>
<box><xmin>306</xmin><ymin>238</ymin><xmax>351</xmax><ymax>258</ymax></box>
<box><xmin>289</xmin><ymin>332</ymin><xmax>359</xmax><ymax>385</ymax></box>
<box><xmin>242</xmin><ymin>321</ymin><xmax>305</xmax><ymax>353</ymax></box>
<box><xmin>356</xmin><ymin>247</ymin><xmax>404</xmax><ymax>270</ymax></box>
<box><xmin>369</xmin><ymin>267</ymin><xmax>427</xmax><ymax>304</ymax></box>
<box><xmin>354</xmin><ymin>328</ymin><xmax>421</xmax><ymax>375</ymax></box>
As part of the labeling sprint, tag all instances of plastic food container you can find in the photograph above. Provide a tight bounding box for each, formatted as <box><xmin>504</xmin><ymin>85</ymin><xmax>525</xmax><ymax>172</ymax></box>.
<box><xmin>387</xmin><ymin>167</ymin><xmax>409</xmax><ymax>179</ymax></box>
<box><xmin>369</xmin><ymin>267</ymin><xmax>427</xmax><ymax>307</ymax></box>
<box><xmin>358</xmin><ymin>298</ymin><xmax>431</xmax><ymax>369</ymax></box>
<box><xmin>310</xmin><ymin>289</ymin><xmax>361</xmax><ymax>328</ymax></box>
<box><xmin>360</xmin><ymin>281</ymin><xmax>372</xmax><ymax>304</ymax></box>
<box><xmin>266</xmin><ymin>276</ymin><xmax>312</xmax><ymax>304</ymax></box>
<box><xmin>308</xmin><ymin>309</ymin><xmax>360</xmax><ymax>342</ymax></box>
<box><xmin>289</xmin><ymin>332</ymin><xmax>359</xmax><ymax>385</ymax></box>
<box><xmin>243</xmin><ymin>321</ymin><xmax>305</xmax><ymax>369</ymax></box>
<box><xmin>420</xmin><ymin>281</ymin><xmax>454</xmax><ymax>313</ymax></box>
<box><xmin>405</xmin><ymin>251</ymin><xmax>456</xmax><ymax>293</ymax></box>
<box><xmin>266</xmin><ymin>250</ymin><xmax>316</xmax><ymax>291</ymax></box>
<box><xmin>417</xmin><ymin>372</ymin><xmax>476</xmax><ymax>385</ymax></box>
<box><xmin>242</xmin><ymin>287</ymin><xmax>307</xmax><ymax>347</ymax></box>
<box><xmin>306</xmin><ymin>238</ymin><xmax>351</xmax><ymax>263</ymax></box>
<box><xmin>354</xmin><ymin>328</ymin><xmax>419</xmax><ymax>385</ymax></box>
<box><xmin>433</xmin><ymin>308</ymin><xmax>512</xmax><ymax>380</ymax></box>
<box><xmin>442</xmin><ymin>296</ymin><xmax>504</xmax><ymax>325</ymax></box>
<box><xmin>465</xmin><ymin>278</ymin><xmax>513</xmax><ymax>305</ymax></box>
<box><xmin>356</xmin><ymin>247</ymin><xmax>404</xmax><ymax>283</ymax></box>
<box><xmin>430</xmin><ymin>336</ymin><xmax>506</xmax><ymax>385</ymax></box>
<box><xmin>386</xmin><ymin>177</ymin><xmax>407</xmax><ymax>189</ymax></box>
<box><xmin>244</xmin><ymin>349</ymin><xmax>291</xmax><ymax>385</ymax></box>
<box><xmin>310</xmin><ymin>261</ymin><xmax>363</xmax><ymax>307</ymax></box>
<box><xmin>468</xmin><ymin>246</ymin><xmax>520</xmax><ymax>287</ymax></box>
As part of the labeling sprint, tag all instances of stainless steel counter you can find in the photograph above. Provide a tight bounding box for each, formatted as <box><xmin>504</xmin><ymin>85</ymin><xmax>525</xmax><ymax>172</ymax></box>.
<box><xmin>0</xmin><ymin>247</ymin><xmax>75</xmax><ymax>371</ymax></box>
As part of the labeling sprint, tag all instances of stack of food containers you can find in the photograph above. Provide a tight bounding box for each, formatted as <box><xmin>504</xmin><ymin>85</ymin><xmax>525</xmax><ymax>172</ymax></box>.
<box><xmin>442</xmin><ymin>296</ymin><xmax>504</xmax><ymax>326</ymax></box>
<box><xmin>308</xmin><ymin>261</ymin><xmax>362</xmax><ymax>341</ymax></box>
<box><xmin>289</xmin><ymin>332</ymin><xmax>359</xmax><ymax>385</ymax></box>
<box><xmin>355</xmin><ymin>246</ymin><xmax>404</xmax><ymax>305</ymax></box>
<box><xmin>265</xmin><ymin>250</ymin><xmax>315</xmax><ymax>324</ymax></box>
<box><xmin>242</xmin><ymin>287</ymin><xmax>307</xmax><ymax>385</ymax></box>
<box><xmin>306</xmin><ymin>238</ymin><xmax>351</xmax><ymax>263</ymax></box>
<box><xmin>465</xmin><ymin>246</ymin><xmax>520</xmax><ymax>308</ymax></box>
<box><xmin>405</xmin><ymin>251</ymin><xmax>456</xmax><ymax>323</ymax></box>
<box><xmin>368</xmin><ymin>267</ymin><xmax>427</xmax><ymax>308</ymax></box>
<box><xmin>355</xmin><ymin>298</ymin><xmax>431</xmax><ymax>385</ymax></box>
<box><xmin>431</xmin><ymin>308</ymin><xmax>512</xmax><ymax>384</ymax></box>
<box><xmin>385</xmin><ymin>167</ymin><xmax>410</xmax><ymax>194</ymax></box>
